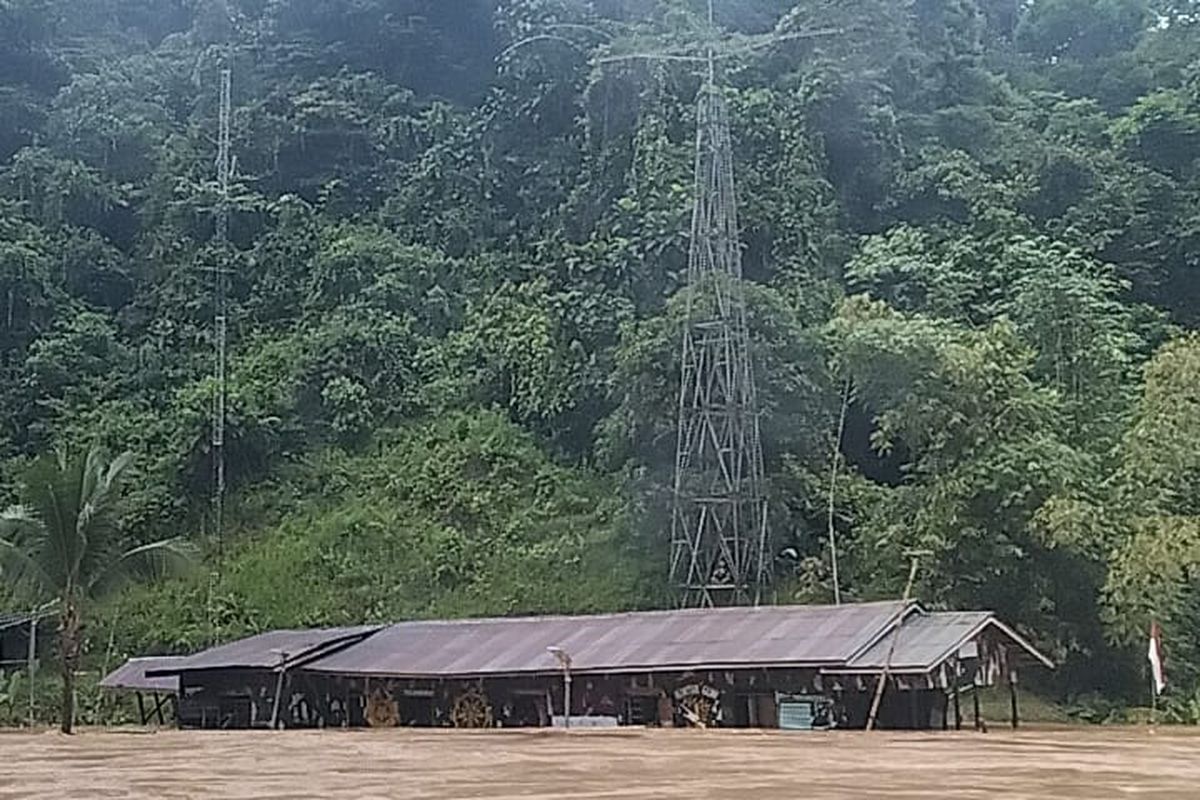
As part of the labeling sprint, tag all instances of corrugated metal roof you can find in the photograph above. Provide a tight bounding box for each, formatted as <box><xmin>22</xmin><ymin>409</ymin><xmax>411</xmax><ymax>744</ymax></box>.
<box><xmin>302</xmin><ymin>602</ymin><xmax>911</xmax><ymax>678</ymax></box>
<box><xmin>0</xmin><ymin>610</ymin><xmax>53</xmax><ymax>631</ymax></box>
<box><xmin>100</xmin><ymin>657</ymin><xmax>184</xmax><ymax>693</ymax></box>
<box><xmin>842</xmin><ymin>611</ymin><xmax>992</xmax><ymax>672</ymax></box>
<box><xmin>0</xmin><ymin>612</ymin><xmax>32</xmax><ymax>631</ymax></box>
<box><xmin>837</xmin><ymin>612</ymin><xmax>1055</xmax><ymax>672</ymax></box>
<box><xmin>146</xmin><ymin>625</ymin><xmax>382</xmax><ymax>676</ymax></box>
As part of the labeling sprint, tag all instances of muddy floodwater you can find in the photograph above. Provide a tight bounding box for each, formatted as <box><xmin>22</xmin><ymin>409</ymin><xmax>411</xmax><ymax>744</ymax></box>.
<box><xmin>1</xmin><ymin>727</ymin><xmax>1198</xmax><ymax>798</ymax></box>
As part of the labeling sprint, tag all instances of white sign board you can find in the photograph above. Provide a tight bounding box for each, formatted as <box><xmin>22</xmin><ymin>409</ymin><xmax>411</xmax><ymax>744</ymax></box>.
<box><xmin>552</xmin><ymin>715</ymin><xmax>619</xmax><ymax>728</ymax></box>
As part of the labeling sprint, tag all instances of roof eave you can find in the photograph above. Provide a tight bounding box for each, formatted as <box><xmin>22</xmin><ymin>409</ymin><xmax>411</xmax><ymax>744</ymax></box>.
<box><xmin>987</xmin><ymin>617</ymin><xmax>1055</xmax><ymax>670</ymax></box>
<box><xmin>146</xmin><ymin>627</ymin><xmax>384</xmax><ymax>677</ymax></box>
<box><xmin>820</xmin><ymin>666</ymin><xmax>935</xmax><ymax>676</ymax></box>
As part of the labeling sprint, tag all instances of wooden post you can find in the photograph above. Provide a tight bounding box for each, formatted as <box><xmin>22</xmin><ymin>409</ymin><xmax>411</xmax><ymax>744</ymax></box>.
<box><xmin>136</xmin><ymin>693</ymin><xmax>147</xmax><ymax>725</ymax></box>
<box><xmin>563</xmin><ymin>671</ymin><xmax>572</xmax><ymax>729</ymax></box>
<box><xmin>1151</xmin><ymin>670</ymin><xmax>1158</xmax><ymax>728</ymax></box>
<box><xmin>27</xmin><ymin>616</ymin><xmax>37</xmax><ymax>728</ymax></box>
<box><xmin>866</xmin><ymin>551</ymin><xmax>929</xmax><ymax>731</ymax></box>
<box><xmin>972</xmin><ymin>688</ymin><xmax>981</xmax><ymax>732</ymax></box>
<box><xmin>952</xmin><ymin>669</ymin><xmax>962</xmax><ymax>731</ymax></box>
<box><xmin>315</xmin><ymin>677</ymin><xmax>332</xmax><ymax>728</ymax></box>
<box><xmin>270</xmin><ymin>670</ymin><xmax>288</xmax><ymax>729</ymax></box>
<box><xmin>941</xmin><ymin>692</ymin><xmax>949</xmax><ymax>731</ymax></box>
<box><xmin>1009</xmin><ymin>672</ymin><xmax>1019</xmax><ymax>730</ymax></box>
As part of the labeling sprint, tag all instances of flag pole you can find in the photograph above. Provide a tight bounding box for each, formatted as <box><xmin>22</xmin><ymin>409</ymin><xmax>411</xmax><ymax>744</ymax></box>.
<box><xmin>1150</xmin><ymin>670</ymin><xmax>1156</xmax><ymax>729</ymax></box>
<box><xmin>1148</xmin><ymin>619</ymin><xmax>1163</xmax><ymax>731</ymax></box>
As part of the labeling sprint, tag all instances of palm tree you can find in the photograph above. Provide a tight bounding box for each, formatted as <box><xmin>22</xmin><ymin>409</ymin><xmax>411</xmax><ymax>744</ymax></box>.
<box><xmin>0</xmin><ymin>445</ymin><xmax>192</xmax><ymax>733</ymax></box>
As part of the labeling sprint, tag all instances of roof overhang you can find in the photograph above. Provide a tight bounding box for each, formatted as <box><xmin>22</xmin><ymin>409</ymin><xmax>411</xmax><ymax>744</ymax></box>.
<box><xmin>0</xmin><ymin>609</ymin><xmax>56</xmax><ymax>632</ymax></box>
<box><xmin>988</xmin><ymin>617</ymin><xmax>1055</xmax><ymax>670</ymax></box>
<box><xmin>100</xmin><ymin>656</ymin><xmax>185</xmax><ymax>694</ymax></box>
<box><xmin>822</xmin><ymin>615</ymin><xmax>1054</xmax><ymax>676</ymax></box>
<box><xmin>146</xmin><ymin>626</ymin><xmax>383</xmax><ymax>677</ymax></box>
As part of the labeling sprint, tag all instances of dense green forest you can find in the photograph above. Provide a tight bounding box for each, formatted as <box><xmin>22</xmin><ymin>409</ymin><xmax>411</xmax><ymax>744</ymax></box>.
<box><xmin>1</xmin><ymin>0</ymin><xmax>1198</xmax><ymax>718</ymax></box>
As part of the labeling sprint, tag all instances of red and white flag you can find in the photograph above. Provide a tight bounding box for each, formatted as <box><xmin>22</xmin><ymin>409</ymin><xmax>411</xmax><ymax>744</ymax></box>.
<box><xmin>1148</xmin><ymin>620</ymin><xmax>1166</xmax><ymax>696</ymax></box>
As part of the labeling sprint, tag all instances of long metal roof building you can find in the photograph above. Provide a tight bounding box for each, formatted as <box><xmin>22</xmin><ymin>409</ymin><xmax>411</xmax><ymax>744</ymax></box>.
<box><xmin>103</xmin><ymin>602</ymin><xmax>1053</xmax><ymax>732</ymax></box>
<box><xmin>116</xmin><ymin>602</ymin><xmax>1051</xmax><ymax>685</ymax></box>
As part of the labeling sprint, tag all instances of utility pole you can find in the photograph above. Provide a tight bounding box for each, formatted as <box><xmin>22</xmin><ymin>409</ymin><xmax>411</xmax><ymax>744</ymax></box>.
<box><xmin>827</xmin><ymin>378</ymin><xmax>851</xmax><ymax>605</ymax></box>
<box><xmin>269</xmin><ymin>649</ymin><xmax>290</xmax><ymax>729</ymax></box>
<box><xmin>205</xmin><ymin>60</ymin><xmax>232</xmax><ymax>648</ymax></box>
<box><xmin>865</xmin><ymin>549</ymin><xmax>931</xmax><ymax>731</ymax></box>
<box><xmin>213</xmin><ymin>63</ymin><xmax>231</xmax><ymax>568</ymax></box>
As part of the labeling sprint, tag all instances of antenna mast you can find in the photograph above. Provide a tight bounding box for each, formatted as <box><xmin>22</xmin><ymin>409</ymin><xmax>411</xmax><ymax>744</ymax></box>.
<box><xmin>213</xmin><ymin>64</ymin><xmax>231</xmax><ymax>567</ymax></box>
<box><xmin>707</xmin><ymin>0</ymin><xmax>716</xmax><ymax>84</ymax></box>
<box><xmin>669</xmin><ymin>1</ymin><xmax>770</xmax><ymax>607</ymax></box>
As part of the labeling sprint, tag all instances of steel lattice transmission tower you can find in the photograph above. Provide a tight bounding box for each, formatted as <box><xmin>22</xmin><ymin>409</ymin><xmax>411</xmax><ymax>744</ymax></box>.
<box><xmin>669</xmin><ymin>44</ymin><xmax>770</xmax><ymax>608</ymax></box>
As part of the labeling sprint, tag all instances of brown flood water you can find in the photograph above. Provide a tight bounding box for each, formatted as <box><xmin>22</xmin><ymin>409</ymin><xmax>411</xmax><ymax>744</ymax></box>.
<box><xmin>1</xmin><ymin>726</ymin><xmax>1198</xmax><ymax>799</ymax></box>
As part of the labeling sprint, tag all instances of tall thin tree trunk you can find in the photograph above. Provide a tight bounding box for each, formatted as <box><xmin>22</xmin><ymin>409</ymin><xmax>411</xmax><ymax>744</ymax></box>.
<box><xmin>59</xmin><ymin>602</ymin><xmax>80</xmax><ymax>735</ymax></box>
<box><xmin>60</xmin><ymin>661</ymin><xmax>74</xmax><ymax>734</ymax></box>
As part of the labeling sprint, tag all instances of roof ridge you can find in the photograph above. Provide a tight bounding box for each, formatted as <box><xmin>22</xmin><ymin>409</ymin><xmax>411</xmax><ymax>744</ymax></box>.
<box><xmin>373</xmin><ymin>600</ymin><xmax>910</xmax><ymax>629</ymax></box>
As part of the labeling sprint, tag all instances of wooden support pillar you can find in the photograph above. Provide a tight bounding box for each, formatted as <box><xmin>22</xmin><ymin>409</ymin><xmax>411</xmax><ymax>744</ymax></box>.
<box><xmin>941</xmin><ymin>692</ymin><xmax>949</xmax><ymax>731</ymax></box>
<box><xmin>270</xmin><ymin>670</ymin><xmax>290</xmax><ymax>729</ymax></box>
<box><xmin>1009</xmin><ymin>672</ymin><xmax>1019</xmax><ymax>730</ymax></box>
<box><xmin>972</xmin><ymin>688</ymin><xmax>982</xmax><ymax>732</ymax></box>
<box><xmin>27</xmin><ymin>617</ymin><xmax>37</xmax><ymax>728</ymax></box>
<box><xmin>136</xmin><ymin>692</ymin><xmax>147</xmax><ymax>725</ymax></box>
<box><xmin>320</xmin><ymin>681</ymin><xmax>334</xmax><ymax>728</ymax></box>
<box><xmin>952</xmin><ymin>664</ymin><xmax>962</xmax><ymax>731</ymax></box>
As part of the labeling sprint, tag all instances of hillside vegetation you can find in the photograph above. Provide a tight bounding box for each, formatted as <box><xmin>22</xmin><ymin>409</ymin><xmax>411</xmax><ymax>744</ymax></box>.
<box><xmin>1</xmin><ymin>0</ymin><xmax>1199</xmax><ymax>714</ymax></box>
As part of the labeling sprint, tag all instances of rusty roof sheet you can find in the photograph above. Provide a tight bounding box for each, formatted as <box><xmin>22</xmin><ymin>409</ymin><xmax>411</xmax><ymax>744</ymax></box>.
<box><xmin>146</xmin><ymin>625</ymin><xmax>382</xmax><ymax>676</ymax></box>
<box><xmin>302</xmin><ymin>602</ymin><xmax>911</xmax><ymax>678</ymax></box>
<box><xmin>100</xmin><ymin>657</ymin><xmax>184</xmax><ymax>693</ymax></box>
<box><xmin>841</xmin><ymin>611</ymin><xmax>993</xmax><ymax>672</ymax></box>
